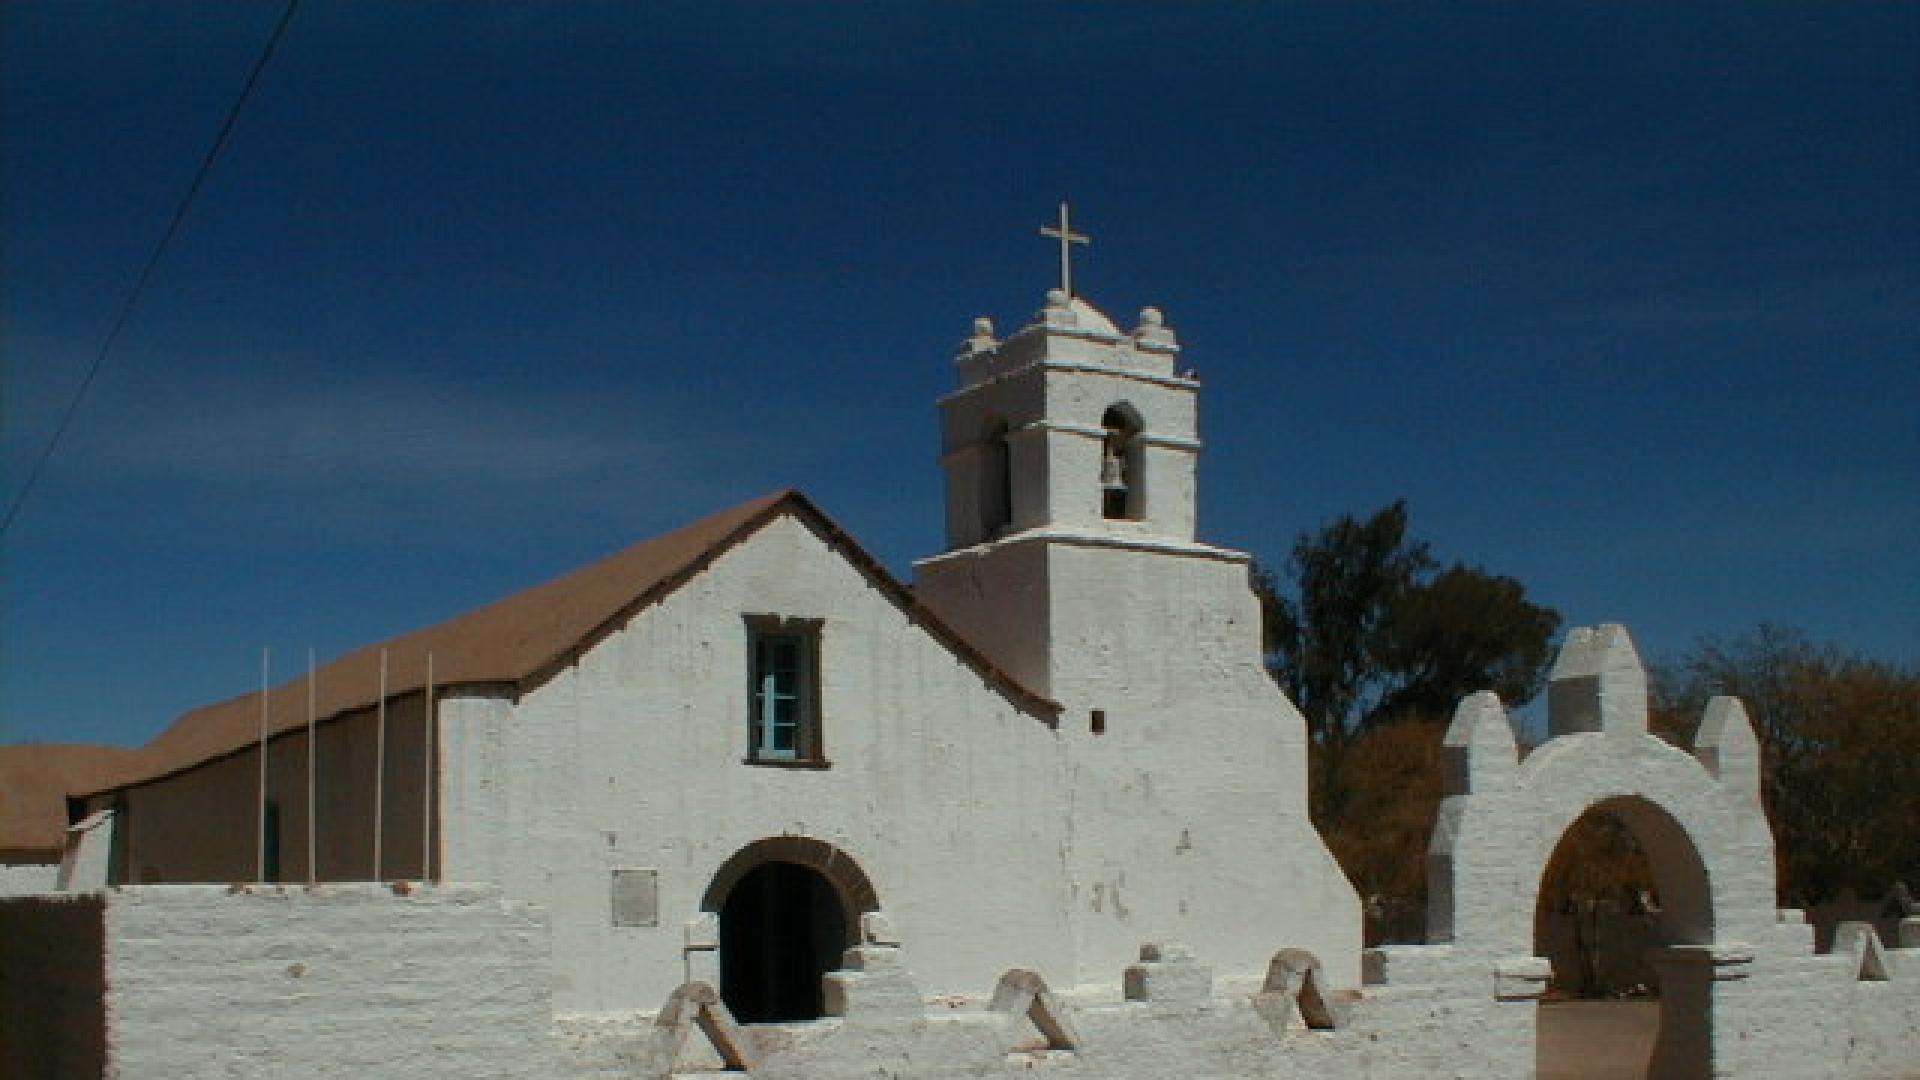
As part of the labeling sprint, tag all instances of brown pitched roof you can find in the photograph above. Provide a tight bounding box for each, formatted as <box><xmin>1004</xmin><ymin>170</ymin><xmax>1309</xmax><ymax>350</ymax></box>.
<box><xmin>89</xmin><ymin>490</ymin><xmax>1055</xmax><ymax>797</ymax></box>
<box><xmin>0</xmin><ymin>743</ymin><xmax>149</xmax><ymax>858</ymax></box>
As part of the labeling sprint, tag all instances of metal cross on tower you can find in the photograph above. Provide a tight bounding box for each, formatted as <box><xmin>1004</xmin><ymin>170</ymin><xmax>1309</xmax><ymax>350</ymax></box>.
<box><xmin>1039</xmin><ymin>201</ymin><xmax>1091</xmax><ymax>298</ymax></box>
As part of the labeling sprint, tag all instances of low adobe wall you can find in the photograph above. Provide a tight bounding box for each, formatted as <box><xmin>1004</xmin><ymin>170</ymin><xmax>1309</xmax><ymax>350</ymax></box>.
<box><xmin>0</xmin><ymin>862</ymin><xmax>60</xmax><ymax>896</ymax></box>
<box><xmin>1</xmin><ymin>883</ymin><xmax>550</xmax><ymax>1080</ymax></box>
<box><xmin>557</xmin><ymin>929</ymin><xmax>1920</xmax><ymax>1079</ymax></box>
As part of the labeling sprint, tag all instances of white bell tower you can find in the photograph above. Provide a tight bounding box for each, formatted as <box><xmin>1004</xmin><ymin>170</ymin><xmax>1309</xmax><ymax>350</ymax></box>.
<box><xmin>935</xmin><ymin>288</ymin><xmax>1200</xmax><ymax>550</ymax></box>
<box><xmin>913</xmin><ymin>212</ymin><xmax>1360</xmax><ymax>994</ymax></box>
<box><xmin>914</xmin><ymin>281</ymin><xmax>1253</xmax><ymax>705</ymax></box>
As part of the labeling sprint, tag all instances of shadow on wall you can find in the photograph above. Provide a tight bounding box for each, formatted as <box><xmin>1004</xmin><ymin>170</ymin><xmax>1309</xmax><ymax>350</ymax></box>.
<box><xmin>0</xmin><ymin>894</ymin><xmax>107</xmax><ymax>1078</ymax></box>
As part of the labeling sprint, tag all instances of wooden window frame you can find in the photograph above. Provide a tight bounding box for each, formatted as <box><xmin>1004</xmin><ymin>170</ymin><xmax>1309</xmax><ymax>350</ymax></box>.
<box><xmin>744</xmin><ymin>614</ymin><xmax>828</xmax><ymax>768</ymax></box>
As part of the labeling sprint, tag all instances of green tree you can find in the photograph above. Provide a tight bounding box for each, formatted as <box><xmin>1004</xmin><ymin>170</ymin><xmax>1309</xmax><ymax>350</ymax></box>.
<box><xmin>1317</xmin><ymin>715</ymin><xmax>1450</xmax><ymax>945</ymax></box>
<box><xmin>1257</xmin><ymin>501</ymin><xmax>1560</xmax><ymax>823</ymax></box>
<box><xmin>1664</xmin><ymin>626</ymin><xmax>1919</xmax><ymax>906</ymax></box>
<box><xmin>1258</xmin><ymin>500</ymin><xmax>1432</xmax><ymax>761</ymax></box>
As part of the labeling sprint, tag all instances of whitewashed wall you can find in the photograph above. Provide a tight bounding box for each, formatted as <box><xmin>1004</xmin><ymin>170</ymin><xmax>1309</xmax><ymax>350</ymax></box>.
<box><xmin>1</xmin><ymin>884</ymin><xmax>549</xmax><ymax>1080</ymax></box>
<box><xmin>0</xmin><ymin>862</ymin><xmax>59</xmax><ymax>895</ymax></box>
<box><xmin>1042</xmin><ymin>540</ymin><xmax>1360</xmax><ymax>991</ymax></box>
<box><xmin>555</xmin><ymin>924</ymin><xmax>1920</xmax><ymax>1080</ymax></box>
<box><xmin>1357</xmin><ymin>624</ymin><xmax>1920</xmax><ymax>1080</ymax></box>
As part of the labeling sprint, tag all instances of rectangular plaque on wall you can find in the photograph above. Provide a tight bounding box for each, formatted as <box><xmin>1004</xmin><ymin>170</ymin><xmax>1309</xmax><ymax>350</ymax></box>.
<box><xmin>611</xmin><ymin>868</ymin><xmax>659</xmax><ymax>927</ymax></box>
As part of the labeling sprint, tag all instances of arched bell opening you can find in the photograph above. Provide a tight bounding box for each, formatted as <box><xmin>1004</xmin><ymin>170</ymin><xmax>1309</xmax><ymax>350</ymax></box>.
<box><xmin>979</xmin><ymin>418</ymin><xmax>1013</xmax><ymax>539</ymax></box>
<box><xmin>1533</xmin><ymin>796</ymin><xmax>1714</xmax><ymax>1080</ymax></box>
<box><xmin>1099</xmin><ymin>404</ymin><xmax>1144</xmax><ymax>521</ymax></box>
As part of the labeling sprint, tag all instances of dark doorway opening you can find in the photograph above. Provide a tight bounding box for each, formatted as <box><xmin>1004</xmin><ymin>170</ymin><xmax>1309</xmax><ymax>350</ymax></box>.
<box><xmin>719</xmin><ymin>860</ymin><xmax>850</xmax><ymax>1023</ymax></box>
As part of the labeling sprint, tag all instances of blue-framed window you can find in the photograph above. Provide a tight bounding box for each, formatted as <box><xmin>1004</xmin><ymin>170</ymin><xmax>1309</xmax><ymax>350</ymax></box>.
<box><xmin>746</xmin><ymin>616</ymin><xmax>824</xmax><ymax>764</ymax></box>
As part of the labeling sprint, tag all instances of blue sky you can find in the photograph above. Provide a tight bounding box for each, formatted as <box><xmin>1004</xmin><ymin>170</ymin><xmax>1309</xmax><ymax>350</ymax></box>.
<box><xmin>5</xmin><ymin>2</ymin><xmax>1915</xmax><ymax>747</ymax></box>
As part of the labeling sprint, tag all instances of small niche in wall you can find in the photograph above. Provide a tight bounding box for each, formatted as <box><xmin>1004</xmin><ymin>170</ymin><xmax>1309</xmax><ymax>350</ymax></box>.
<box><xmin>1091</xmin><ymin>709</ymin><xmax>1107</xmax><ymax>735</ymax></box>
<box><xmin>611</xmin><ymin>868</ymin><xmax>660</xmax><ymax>927</ymax></box>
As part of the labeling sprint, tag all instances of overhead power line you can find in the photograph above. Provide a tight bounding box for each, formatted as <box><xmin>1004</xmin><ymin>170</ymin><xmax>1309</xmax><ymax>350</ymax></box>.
<box><xmin>1</xmin><ymin>0</ymin><xmax>302</xmax><ymax>539</ymax></box>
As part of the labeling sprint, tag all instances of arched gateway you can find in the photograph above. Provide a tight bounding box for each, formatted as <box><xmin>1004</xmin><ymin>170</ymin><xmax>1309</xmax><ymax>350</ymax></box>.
<box><xmin>702</xmin><ymin>837</ymin><xmax>879</xmax><ymax>1023</ymax></box>
<box><xmin>1425</xmin><ymin>625</ymin><xmax>1777</xmax><ymax>1079</ymax></box>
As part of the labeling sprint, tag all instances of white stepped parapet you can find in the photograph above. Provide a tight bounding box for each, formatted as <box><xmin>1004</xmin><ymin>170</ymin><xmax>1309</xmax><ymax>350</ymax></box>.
<box><xmin>1548</xmin><ymin>623</ymin><xmax>1649</xmax><ymax>737</ymax></box>
<box><xmin>1694</xmin><ymin>695</ymin><xmax>1762</xmax><ymax>802</ymax></box>
<box><xmin>1442</xmin><ymin>691</ymin><xmax>1519</xmax><ymax>796</ymax></box>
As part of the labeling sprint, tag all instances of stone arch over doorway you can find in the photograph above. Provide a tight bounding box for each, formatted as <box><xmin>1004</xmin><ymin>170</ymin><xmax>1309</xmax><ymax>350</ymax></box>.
<box><xmin>701</xmin><ymin>837</ymin><xmax>880</xmax><ymax>1024</ymax></box>
<box><xmin>701</xmin><ymin>835</ymin><xmax>880</xmax><ymax>919</ymax></box>
<box><xmin>1424</xmin><ymin>625</ymin><xmax>1779</xmax><ymax>1078</ymax></box>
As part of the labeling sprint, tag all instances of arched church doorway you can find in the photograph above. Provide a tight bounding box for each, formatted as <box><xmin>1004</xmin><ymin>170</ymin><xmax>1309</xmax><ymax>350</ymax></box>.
<box><xmin>1534</xmin><ymin>797</ymin><xmax>1713</xmax><ymax>1080</ymax></box>
<box><xmin>720</xmin><ymin>861</ymin><xmax>848</xmax><ymax>1022</ymax></box>
<box><xmin>703</xmin><ymin>837</ymin><xmax>878</xmax><ymax>1025</ymax></box>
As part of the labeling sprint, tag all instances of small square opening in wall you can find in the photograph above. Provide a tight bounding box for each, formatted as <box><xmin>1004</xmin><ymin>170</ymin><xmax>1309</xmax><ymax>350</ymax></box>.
<box><xmin>1091</xmin><ymin>709</ymin><xmax>1107</xmax><ymax>735</ymax></box>
<box><xmin>611</xmin><ymin>868</ymin><xmax>659</xmax><ymax>927</ymax></box>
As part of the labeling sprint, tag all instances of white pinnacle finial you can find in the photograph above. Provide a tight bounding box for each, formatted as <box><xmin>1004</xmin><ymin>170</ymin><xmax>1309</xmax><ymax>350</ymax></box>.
<box><xmin>1038</xmin><ymin>201</ymin><xmax>1091</xmax><ymax>298</ymax></box>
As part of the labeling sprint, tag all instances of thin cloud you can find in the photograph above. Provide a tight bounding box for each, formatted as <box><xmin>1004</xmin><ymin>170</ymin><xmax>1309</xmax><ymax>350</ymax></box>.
<box><xmin>107</xmin><ymin>376</ymin><xmax>636</xmax><ymax>489</ymax></box>
<box><xmin>6</xmin><ymin>356</ymin><xmax>760</xmax><ymax>543</ymax></box>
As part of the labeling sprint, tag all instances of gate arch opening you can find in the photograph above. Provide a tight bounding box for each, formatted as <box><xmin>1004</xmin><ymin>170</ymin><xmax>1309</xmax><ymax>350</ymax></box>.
<box><xmin>703</xmin><ymin>838</ymin><xmax>878</xmax><ymax>1024</ymax></box>
<box><xmin>1534</xmin><ymin>796</ymin><xmax>1713</xmax><ymax>1080</ymax></box>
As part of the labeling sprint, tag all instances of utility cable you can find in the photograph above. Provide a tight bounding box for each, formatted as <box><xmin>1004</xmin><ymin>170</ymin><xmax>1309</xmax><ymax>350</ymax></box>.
<box><xmin>1</xmin><ymin>0</ymin><xmax>302</xmax><ymax>538</ymax></box>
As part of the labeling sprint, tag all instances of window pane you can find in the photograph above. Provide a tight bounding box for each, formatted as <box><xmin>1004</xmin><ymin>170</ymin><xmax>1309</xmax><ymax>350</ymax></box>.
<box><xmin>750</xmin><ymin>629</ymin><xmax>809</xmax><ymax>759</ymax></box>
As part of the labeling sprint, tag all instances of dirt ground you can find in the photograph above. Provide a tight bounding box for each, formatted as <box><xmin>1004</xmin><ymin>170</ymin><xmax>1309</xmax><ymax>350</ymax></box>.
<box><xmin>1536</xmin><ymin>1000</ymin><xmax>1660</xmax><ymax>1080</ymax></box>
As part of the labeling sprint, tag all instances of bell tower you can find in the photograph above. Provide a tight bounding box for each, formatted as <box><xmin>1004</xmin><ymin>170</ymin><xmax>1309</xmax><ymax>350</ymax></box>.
<box><xmin>934</xmin><ymin>288</ymin><xmax>1199</xmax><ymax>550</ymax></box>
<box><xmin>913</xmin><ymin>218</ymin><xmax>1360</xmax><ymax>994</ymax></box>
<box><xmin>906</xmin><ymin>214</ymin><xmax>1359</xmax><ymax>991</ymax></box>
<box><xmin>914</xmin><ymin>284</ymin><xmax>1251</xmax><ymax>704</ymax></box>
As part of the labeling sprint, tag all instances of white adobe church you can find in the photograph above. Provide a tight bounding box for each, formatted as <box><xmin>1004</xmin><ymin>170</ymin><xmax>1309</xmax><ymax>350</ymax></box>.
<box><xmin>4</xmin><ymin>250</ymin><xmax>1916</xmax><ymax>1078</ymax></box>
<box><xmin>54</xmin><ymin>281</ymin><xmax>1359</xmax><ymax>1013</ymax></box>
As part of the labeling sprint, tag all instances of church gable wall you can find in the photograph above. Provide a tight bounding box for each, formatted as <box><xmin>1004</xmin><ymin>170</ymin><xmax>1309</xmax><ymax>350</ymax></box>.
<box><xmin>439</xmin><ymin>512</ymin><xmax>1075</xmax><ymax>1013</ymax></box>
<box><xmin>911</xmin><ymin>537</ymin><xmax>1052</xmax><ymax>697</ymax></box>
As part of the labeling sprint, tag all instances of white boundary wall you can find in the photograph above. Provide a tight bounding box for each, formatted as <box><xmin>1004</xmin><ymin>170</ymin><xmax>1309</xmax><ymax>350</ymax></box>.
<box><xmin>0</xmin><ymin>862</ymin><xmax>59</xmax><ymax>895</ymax></box>
<box><xmin>2</xmin><ymin>883</ymin><xmax>550</xmax><ymax>1079</ymax></box>
<box><xmin>554</xmin><ymin>932</ymin><xmax>1920</xmax><ymax>1079</ymax></box>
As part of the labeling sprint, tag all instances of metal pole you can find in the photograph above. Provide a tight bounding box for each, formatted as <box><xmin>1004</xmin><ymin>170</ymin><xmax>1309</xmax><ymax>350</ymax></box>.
<box><xmin>306</xmin><ymin>647</ymin><xmax>316</xmax><ymax>884</ymax></box>
<box><xmin>373</xmin><ymin>648</ymin><xmax>387</xmax><ymax>881</ymax></box>
<box><xmin>422</xmin><ymin>653</ymin><xmax>434</xmax><ymax>883</ymax></box>
<box><xmin>257</xmin><ymin>646</ymin><xmax>270</xmax><ymax>884</ymax></box>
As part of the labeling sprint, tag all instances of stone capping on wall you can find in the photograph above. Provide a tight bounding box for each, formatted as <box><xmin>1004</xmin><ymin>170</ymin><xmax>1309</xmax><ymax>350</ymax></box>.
<box><xmin>632</xmin><ymin>981</ymin><xmax>756</xmax><ymax>1075</ymax></box>
<box><xmin>615</xmin><ymin>929</ymin><xmax>1920</xmax><ymax>1079</ymax></box>
<box><xmin>1123</xmin><ymin>941</ymin><xmax>1214</xmax><ymax>1006</ymax></box>
<box><xmin>988</xmin><ymin>968</ymin><xmax>1080</xmax><ymax>1054</ymax></box>
<box><xmin>1256</xmin><ymin>948</ymin><xmax>1349</xmax><ymax>1029</ymax></box>
<box><xmin>1834</xmin><ymin>921</ymin><xmax>1895</xmax><ymax>982</ymax></box>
